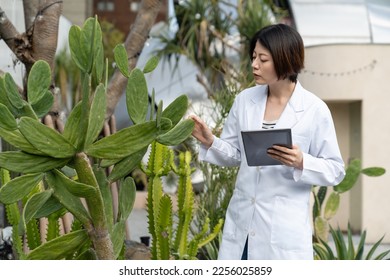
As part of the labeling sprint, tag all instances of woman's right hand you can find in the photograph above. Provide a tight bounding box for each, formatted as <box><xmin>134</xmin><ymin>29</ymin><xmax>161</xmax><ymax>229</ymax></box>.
<box><xmin>188</xmin><ymin>114</ymin><xmax>214</xmax><ymax>148</ymax></box>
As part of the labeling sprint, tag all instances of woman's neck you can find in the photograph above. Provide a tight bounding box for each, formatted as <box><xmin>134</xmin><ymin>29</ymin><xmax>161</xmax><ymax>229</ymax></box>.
<box><xmin>267</xmin><ymin>80</ymin><xmax>296</xmax><ymax>102</ymax></box>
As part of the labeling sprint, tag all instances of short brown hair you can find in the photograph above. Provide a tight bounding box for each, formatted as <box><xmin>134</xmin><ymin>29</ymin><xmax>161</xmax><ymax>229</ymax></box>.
<box><xmin>249</xmin><ymin>24</ymin><xmax>304</xmax><ymax>83</ymax></box>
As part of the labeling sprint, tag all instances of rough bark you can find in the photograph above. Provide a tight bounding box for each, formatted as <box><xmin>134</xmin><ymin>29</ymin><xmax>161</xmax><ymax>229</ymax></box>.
<box><xmin>22</xmin><ymin>0</ymin><xmax>62</xmax><ymax>75</ymax></box>
<box><xmin>0</xmin><ymin>6</ymin><xmax>19</xmax><ymax>52</ymax></box>
<box><xmin>105</xmin><ymin>0</ymin><xmax>162</xmax><ymax>119</ymax></box>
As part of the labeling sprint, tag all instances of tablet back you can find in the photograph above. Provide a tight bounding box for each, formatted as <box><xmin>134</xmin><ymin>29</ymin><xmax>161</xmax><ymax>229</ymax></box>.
<box><xmin>241</xmin><ymin>129</ymin><xmax>292</xmax><ymax>166</ymax></box>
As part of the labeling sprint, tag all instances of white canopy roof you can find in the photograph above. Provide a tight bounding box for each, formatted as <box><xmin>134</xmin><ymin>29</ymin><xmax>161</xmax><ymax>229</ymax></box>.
<box><xmin>289</xmin><ymin>0</ymin><xmax>390</xmax><ymax>46</ymax></box>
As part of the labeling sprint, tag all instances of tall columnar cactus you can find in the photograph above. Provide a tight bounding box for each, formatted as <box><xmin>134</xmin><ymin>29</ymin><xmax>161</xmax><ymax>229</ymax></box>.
<box><xmin>312</xmin><ymin>158</ymin><xmax>385</xmax><ymax>243</ymax></box>
<box><xmin>144</xmin><ymin>142</ymin><xmax>223</xmax><ymax>260</ymax></box>
<box><xmin>0</xmin><ymin>17</ymin><xmax>194</xmax><ymax>259</ymax></box>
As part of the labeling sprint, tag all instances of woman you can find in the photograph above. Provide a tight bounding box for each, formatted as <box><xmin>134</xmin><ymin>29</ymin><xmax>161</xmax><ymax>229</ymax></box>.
<box><xmin>189</xmin><ymin>24</ymin><xmax>345</xmax><ymax>260</ymax></box>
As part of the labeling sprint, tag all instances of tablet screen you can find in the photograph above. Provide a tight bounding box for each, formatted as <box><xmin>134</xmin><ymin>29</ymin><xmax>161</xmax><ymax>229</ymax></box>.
<box><xmin>241</xmin><ymin>129</ymin><xmax>292</xmax><ymax>166</ymax></box>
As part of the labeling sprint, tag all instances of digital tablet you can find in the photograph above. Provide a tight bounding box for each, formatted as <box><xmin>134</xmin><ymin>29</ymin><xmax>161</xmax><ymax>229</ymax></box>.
<box><xmin>241</xmin><ymin>128</ymin><xmax>292</xmax><ymax>166</ymax></box>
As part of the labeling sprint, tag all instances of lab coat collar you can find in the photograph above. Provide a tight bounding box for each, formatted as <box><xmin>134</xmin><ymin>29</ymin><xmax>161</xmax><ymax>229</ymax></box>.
<box><xmin>247</xmin><ymin>81</ymin><xmax>305</xmax><ymax>130</ymax></box>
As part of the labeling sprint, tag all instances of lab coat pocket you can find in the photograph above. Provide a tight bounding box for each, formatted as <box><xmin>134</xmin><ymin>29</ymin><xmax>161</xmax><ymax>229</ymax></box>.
<box><xmin>293</xmin><ymin>135</ymin><xmax>310</xmax><ymax>153</ymax></box>
<box><xmin>270</xmin><ymin>196</ymin><xmax>310</xmax><ymax>251</ymax></box>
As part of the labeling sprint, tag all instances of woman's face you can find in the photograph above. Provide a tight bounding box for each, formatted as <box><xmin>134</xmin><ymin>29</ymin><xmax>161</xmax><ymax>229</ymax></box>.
<box><xmin>251</xmin><ymin>42</ymin><xmax>278</xmax><ymax>85</ymax></box>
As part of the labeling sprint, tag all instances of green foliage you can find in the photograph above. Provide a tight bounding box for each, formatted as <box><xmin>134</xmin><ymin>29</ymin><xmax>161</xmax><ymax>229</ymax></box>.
<box><xmin>0</xmin><ymin>17</ymin><xmax>194</xmax><ymax>259</ymax></box>
<box><xmin>312</xmin><ymin>158</ymin><xmax>386</xmax><ymax>242</ymax></box>
<box><xmin>144</xmin><ymin>142</ymin><xmax>222</xmax><ymax>260</ymax></box>
<box><xmin>312</xmin><ymin>158</ymin><xmax>388</xmax><ymax>260</ymax></box>
<box><xmin>314</xmin><ymin>223</ymin><xmax>390</xmax><ymax>260</ymax></box>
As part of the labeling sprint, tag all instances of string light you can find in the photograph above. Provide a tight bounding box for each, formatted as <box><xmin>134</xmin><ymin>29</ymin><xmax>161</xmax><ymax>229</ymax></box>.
<box><xmin>302</xmin><ymin>59</ymin><xmax>377</xmax><ymax>77</ymax></box>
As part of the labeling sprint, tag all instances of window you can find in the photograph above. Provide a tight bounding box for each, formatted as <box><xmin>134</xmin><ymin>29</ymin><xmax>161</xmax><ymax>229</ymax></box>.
<box><xmin>97</xmin><ymin>1</ymin><xmax>115</xmax><ymax>12</ymax></box>
<box><xmin>130</xmin><ymin>1</ymin><xmax>140</xmax><ymax>12</ymax></box>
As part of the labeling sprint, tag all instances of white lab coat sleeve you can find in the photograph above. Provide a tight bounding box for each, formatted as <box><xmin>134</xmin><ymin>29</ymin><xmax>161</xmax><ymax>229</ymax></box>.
<box><xmin>199</xmin><ymin>98</ymin><xmax>241</xmax><ymax>167</ymax></box>
<box><xmin>293</xmin><ymin>105</ymin><xmax>345</xmax><ymax>186</ymax></box>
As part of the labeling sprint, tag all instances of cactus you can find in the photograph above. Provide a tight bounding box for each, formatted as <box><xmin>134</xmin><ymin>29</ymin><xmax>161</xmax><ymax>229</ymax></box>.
<box><xmin>144</xmin><ymin>142</ymin><xmax>223</xmax><ymax>260</ymax></box>
<box><xmin>0</xmin><ymin>17</ymin><xmax>194</xmax><ymax>259</ymax></box>
<box><xmin>312</xmin><ymin>158</ymin><xmax>385</xmax><ymax>243</ymax></box>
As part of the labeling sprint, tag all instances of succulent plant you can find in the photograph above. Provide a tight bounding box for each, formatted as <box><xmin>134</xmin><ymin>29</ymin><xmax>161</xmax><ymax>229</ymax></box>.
<box><xmin>0</xmin><ymin>16</ymin><xmax>194</xmax><ymax>260</ymax></box>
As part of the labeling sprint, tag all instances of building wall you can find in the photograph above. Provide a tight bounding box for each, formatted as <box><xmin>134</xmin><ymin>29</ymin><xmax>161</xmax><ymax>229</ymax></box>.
<box><xmin>90</xmin><ymin>0</ymin><xmax>168</xmax><ymax>35</ymax></box>
<box><xmin>300</xmin><ymin>44</ymin><xmax>390</xmax><ymax>243</ymax></box>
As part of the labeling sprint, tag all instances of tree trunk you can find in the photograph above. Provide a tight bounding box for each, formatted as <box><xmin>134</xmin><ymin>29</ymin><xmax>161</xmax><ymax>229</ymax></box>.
<box><xmin>22</xmin><ymin>0</ymin><xmax>62</xmax><ymax>77</ymax></box>
<box><xmin>105</xmin><ymin>0</ymin><xmax>162</xmax><ymax>119</ymax></box>
<box><xmin>0</xmin><ymin>0</ymin><xmax>62</xmax><ymax>99</ymax></box>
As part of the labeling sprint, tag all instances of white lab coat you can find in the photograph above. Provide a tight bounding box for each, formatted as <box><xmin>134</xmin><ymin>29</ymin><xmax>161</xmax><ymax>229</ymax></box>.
<box><xmin>199</xmin><ymin>82</ymin><xmax>345</xmax><ymax>260</ymax></box>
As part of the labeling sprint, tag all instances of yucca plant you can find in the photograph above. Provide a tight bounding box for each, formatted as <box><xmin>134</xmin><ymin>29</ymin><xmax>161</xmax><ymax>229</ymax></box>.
<box><xmin>0</xmin><ymin>16</ymin><xmax>194</xmax><ymax>260</ymax></box>
<box><xmin>314</xmin><ymin>223</ymin><xmax>390</xmax><ymax>260</ymax></box>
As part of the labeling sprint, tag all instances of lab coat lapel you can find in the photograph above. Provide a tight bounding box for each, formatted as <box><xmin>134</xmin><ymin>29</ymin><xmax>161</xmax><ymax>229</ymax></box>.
<box><xmin>275</xmin><ymin>82</ymin><xmax>305</xmax><ymax>129</ymax></box>
<box><xmin>246</xmin><ymin>86</ymin><xmax>268</xmax><ymax>130</ymax></box>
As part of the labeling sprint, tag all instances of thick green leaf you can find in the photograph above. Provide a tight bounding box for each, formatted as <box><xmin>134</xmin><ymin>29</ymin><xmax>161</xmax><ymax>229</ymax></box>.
<box><xmin>50</xmin><ymin>169</ymin><xmax>97</xmax><ymax>198</ymax></box>
<box><xmin>317</xmin><ymin>186</ymin><xmax>328</xmax><ymax>207</ymax></box>
<box><xmin>31</xmin><ymin>90</ymin><xmax>54</xmax><ymax>118</ymax></box>
<box><xmin>76</xmin><ymin>248</ymin><xmax>98</xmax><ymax>260</ymax></box>
<box><xmin>27</xmin><ymin>60</ymin><xmax>51</xmax><ymax>105</ymax></box>
<box><xmin>156</xmin><ymin>100</ymin><xmax>163</xmax><ymax>128</ymax></box>
<box><xmin>33</xmin><ymin>196</ymin><xmax>65</xmax><ymax>219</ymax></box>
<box><xmin>161</xmin><ymin>94</ymin><xmax>189</xmax><ymax>127</ymax></box>
<box><xmin>156</xmin><ymin>119</ymin><xmax>194</xmax><ymax>146</ymax></box>
<box><xmin>83</xmin><ymin>16</ymin><xmax>103</xmax><ymax>75</ymax></box>
<box><xmin>316</xmin><ymin>238</ymin><xmax>336</xmax><ymax>259</ymax></box>
<box><xmin>107</xmin><ymin>147</ymin><xmax>147</xmax><ymax>182</ymax></box>
<box><xmin>69</xmin><ymin>25</ymin><xmax>88</xmax><ymax>72</ymax></box>
<box><xmin>93</xmin><ymin>35</ymin><xmax>104</xmax><ymax>83</ymax></box>
<box><xmin>0</xmin><ymin>76</ymin><xmax>19</xmax><ymax>116</ymax></box>
<box><xmin>111</xmin><ymin>220</ymin><xmax>126</xmax><ymax>259</ymax></box>
<box><xmin>19</xmin><ymin>100</ymin><xmax>39</xmax><ymax>119</ymax></box>
<box><xmin>19</xmin><ymin>117</ymin><xmax>76</xmax><ymax>158</ymax></box>
<box><xmin>361</xmin><ymin>167</ymin><xmax>386</xmax><ymax>177</ymax></box>
<box><xmin>0</xmin><ymin>173</ymin><xmax>44</xmax><ymax>204</ymax></box>
<box><xmin>324</xmin><ymin>192</ymin><xmax>340</xmax><ymax>220</ymax></box>
<box><xmin>85</xmin><ymin>118</ymin><xmax>171</xmax><ymax>159</ymax></box>
<box><xmin>85</xmin><ymin>84</ymin><xmax>106</xmax><ymax>146</ymax></box>
<box><xmin>4</xmin><ymin>73</ymin><xmax>23</xmax><ymax>109</ymax></box>
<box><xmin>143</xmin><ymin>55</ymin><xmax>159</xmax><ymax>74</ymax></box>
<box><xmin>346</xmin><ymin>223</ymin><xmax>355</xmax><ymax>259</ymax></box>
<box><xmin>45</xmin><ymin>171</ymin><xmax>91</xmax><ymax>225</ymax></box>
<box><xmin>313</xmin><ymin>243</ymin><xmax>330</xmax><ymax>260</ymax></box>
<box><xmin>114</xmin><ymin>44</ymin><xmax>130</xmax><ymax>77</ymax></box>
<box><xmin>100</xmin><ymin>157</ymin><xmax>121</xmax><ymax>168</ymax></box>
<box><xmin>334</xmin><ymin>158</ymin><xmax>361</xmax><ymax>193</ymax></box>
<box><xmin>69</xmin><ymin>16</ymin><xmax>103</xmax><ymax>75</ymax></box>
<box><xmin>118</xmin><ymin>177</ymin><xmax>136</xmax><ymax>221</ymax></box>
<box><xmin>63</xmin><ymin>101</ymin><xmax>83</xmax><ymax>148</ymax></box>
<box><xmin>26</xmin><ymin>229</ymin><xmax>89</xmax><ymax>260</ymax></box>
<box><xmin>0</xmin><ymin>151</ymin><xmax>69</xmax><ymax>173</ymax></box>
<box><xmin>23</xmin><ymin>190</ymin><xmax>53</xmax><ymax>224</ymax></box>
<box><xmin>314</xmin><ymin>216</ymin><xmax>329</xmax><ymax>242</ymax></box>
<box><xmin>126</xmin><ymin>69</ymin><xmax>149</xmax><ymax>124</ymax></box>
<box><xmin>0</xmin><ymin>103</ymin><xmax>17</xmax><ymax>130</ymax></box>
<box><xmin>312</xmin><ymin>190</ymin><xmax>321</xmax><ymax>222</ymax></box>
<box><xmin>0</xmin><ymin>127</ymin><xmax>46</xmax><ymax>155</ymax></box>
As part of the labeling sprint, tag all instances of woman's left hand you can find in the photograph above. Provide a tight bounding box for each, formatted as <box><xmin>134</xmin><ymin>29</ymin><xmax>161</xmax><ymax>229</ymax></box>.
<box><xmin>267</xmin><ymin>144</ymin><xmax>303</xmax><ymax>169</ymax></box>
